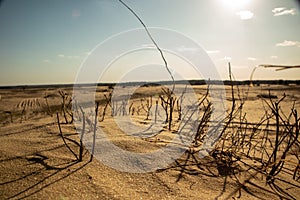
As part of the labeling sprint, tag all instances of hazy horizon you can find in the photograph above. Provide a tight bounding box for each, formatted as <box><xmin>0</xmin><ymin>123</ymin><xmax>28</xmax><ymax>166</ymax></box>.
<box><xmin>0</xmin><ymin>78</ymin><xmax>300</xmax><ymax>88</ymax></box>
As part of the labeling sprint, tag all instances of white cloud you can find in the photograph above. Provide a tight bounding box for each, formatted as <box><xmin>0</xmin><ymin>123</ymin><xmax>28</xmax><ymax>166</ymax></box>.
<box><xmin>276</xmin><ymin>40</ymin><xmax>300</xmax><ymax>47</ymax></box>
<box><xmin>272</xmin><ymin>7</ymin><xmax>296</xmax><ymax>16</ymax></box>
<box><xmin>270</xmin><ymin>55</ymin><xmax>278</xmax><ymax>59</ymax></box>
<box><xmin>247</xmin><ymin>57</ymin><xmax>257</xmax><ymax>61</ymax></box>
<box><xmin>236</xmin><ymin>10</ymin><xmax>254</xmax><ymax>20</ymax></box>
<box><xmin>206</xmin><ymin>50</ymin><xmax>220</xmax><ymax>54</ymax></box>
<box><xmin>58</xmin><ymin>54</ymin><xmax>81</xmax><ymax>59</ymax></box>
<box><xmin>272</xmin><ymin>7</ymin><xmax>285</xmax><ymax>13</ymax></box>
<box><xmin>43</xmin><ymin>59</ymin><xmax>50</xmax><ymax>63</ymax></box>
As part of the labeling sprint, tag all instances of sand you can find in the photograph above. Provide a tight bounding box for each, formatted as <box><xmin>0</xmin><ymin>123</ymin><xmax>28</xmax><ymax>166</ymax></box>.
<box><xmin>0</xmin><ymin>84</ymin><xmax>300</xmax><ymax>199</ymax></box>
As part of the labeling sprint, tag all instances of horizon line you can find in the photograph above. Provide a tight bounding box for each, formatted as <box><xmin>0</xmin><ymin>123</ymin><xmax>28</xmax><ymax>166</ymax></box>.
<box><xmin>1</xmin><ymin>79</ymin><xmax>300</xmax><ymax>89</ymax></box>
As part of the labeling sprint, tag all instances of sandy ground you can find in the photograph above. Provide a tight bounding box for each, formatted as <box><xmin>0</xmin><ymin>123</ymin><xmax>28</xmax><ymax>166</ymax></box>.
<box><xmin>0</xmin><ymin>84</ymin><xmax>300</xmax><ymax>199</ymax></box>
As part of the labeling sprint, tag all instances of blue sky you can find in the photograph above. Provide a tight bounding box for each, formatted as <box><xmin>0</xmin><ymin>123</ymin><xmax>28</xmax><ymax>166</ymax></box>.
<box><xmin>0</xmin><ymin>0</ymin><xmax>299</xmax><ymax>86</ymax></box>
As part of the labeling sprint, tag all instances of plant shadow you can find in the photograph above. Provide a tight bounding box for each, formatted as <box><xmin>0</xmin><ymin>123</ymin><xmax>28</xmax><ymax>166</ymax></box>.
<box><xmin>0</xmin><ymin>144</ymin><xmax>91</xmax><ymax>200</ymax></box>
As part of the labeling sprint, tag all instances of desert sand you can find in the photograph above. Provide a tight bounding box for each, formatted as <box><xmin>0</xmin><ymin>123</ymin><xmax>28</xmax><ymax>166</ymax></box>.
<box><xmin>0</xmin><ymin>83</ymin><xmax>299</xmax><ymax>200</ymax></box>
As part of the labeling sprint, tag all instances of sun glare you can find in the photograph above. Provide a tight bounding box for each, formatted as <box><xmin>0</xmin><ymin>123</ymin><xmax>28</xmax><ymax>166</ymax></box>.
<box><xmin>220</xmin><ymin>0</ymin><xmax>251</xmax><ymax>8</ymax></box>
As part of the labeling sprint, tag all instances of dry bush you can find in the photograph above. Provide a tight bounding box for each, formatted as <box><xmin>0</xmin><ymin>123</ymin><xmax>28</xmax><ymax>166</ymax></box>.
<box><xmin>56</xmin><ymin>102</ymin><xmax>99</xmax><ymax>162</ymax></box>
<box><xmin>209</xmin><ymin>86</ymin><xmax>299</xmax><ymax>182</ymax></box>
<box><xmin>58</xmin><ymin>90</ymin><xmax>73</xmax><ymax>124</ymax></box>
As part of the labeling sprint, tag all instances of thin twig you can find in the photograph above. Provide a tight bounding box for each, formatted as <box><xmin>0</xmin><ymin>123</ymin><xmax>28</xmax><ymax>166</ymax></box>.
<box><xmin>56</xmin><ymin>112</ymin><xmax>78</xmax><ymax>160</ymax></box>
<box><xmin>118</xmin><ymin>0</ymin><xmax>175</xmax><ymax>92</ymax></box>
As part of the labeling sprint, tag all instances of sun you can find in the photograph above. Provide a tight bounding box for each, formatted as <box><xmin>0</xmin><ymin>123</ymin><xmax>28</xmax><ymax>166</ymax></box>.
<box><xmin>220</xmin><ymin>0</ymin><xmax>251</xmax><ymax>8</ymax></box>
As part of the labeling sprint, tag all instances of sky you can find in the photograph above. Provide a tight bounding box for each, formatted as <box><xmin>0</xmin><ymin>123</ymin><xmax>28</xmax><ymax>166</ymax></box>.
<box><xmin>0</xmin><ymin>0</ymin><xmax>299</xmax><ymax>86</ymax></box>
